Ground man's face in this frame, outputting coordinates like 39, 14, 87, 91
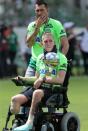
42, 34, 55, 52
3, 28, 10, 37
35, 4, 48, 18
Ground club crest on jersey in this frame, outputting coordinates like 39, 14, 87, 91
44, 24, 53, 28
35, 37, 41, 42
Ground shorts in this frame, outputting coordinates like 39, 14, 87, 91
21, 87, 53, 105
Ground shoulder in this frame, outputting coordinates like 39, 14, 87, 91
50, 18, 63, 26
11, 32, 17, 38
57, 53, 67, 70
59, 52, 67, 63
36, 54, 44, 62
27, 21, 36, 29
38, 53, 44, 59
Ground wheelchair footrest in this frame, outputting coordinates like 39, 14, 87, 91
2, 128, 12, 131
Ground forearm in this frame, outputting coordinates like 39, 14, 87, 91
44, 76, 64, 84
19, 76, 38, 84
61, 37, 69, 55
62, 45, 69, 55
26, 27, 39, 48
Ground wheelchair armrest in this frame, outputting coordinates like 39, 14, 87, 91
11, 77, 24, 86
53, 86, 67, 93
11, 77, 33, 87
11, 77, 66, 93
41, 83, 66, 93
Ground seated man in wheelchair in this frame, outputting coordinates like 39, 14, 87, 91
10, 32, 67, 131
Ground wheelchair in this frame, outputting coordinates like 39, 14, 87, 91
3, 81, 80, 131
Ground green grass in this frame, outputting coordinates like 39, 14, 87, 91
0, 76, 88, 130
68, 76, 88, 131
0, 79, 22, 130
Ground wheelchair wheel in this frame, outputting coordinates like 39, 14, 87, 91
61, 112, 80, 131
41, 122, 55, 131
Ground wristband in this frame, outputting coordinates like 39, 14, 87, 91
43, 77, 46, 83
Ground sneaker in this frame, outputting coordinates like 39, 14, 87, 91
13, 124, 33, 131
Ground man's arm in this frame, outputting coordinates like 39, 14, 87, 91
60, 36, 69, 55
26, 26, 39, 48
26, 15, 47, 48
44, 70, 66, 84
34, 70, 66, 89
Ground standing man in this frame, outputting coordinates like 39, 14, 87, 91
0, 24, 9, 78
80, 23, 88, 75
6, 25, 18, 76
25, 0, 69, 77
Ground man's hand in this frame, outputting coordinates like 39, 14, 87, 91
34, 78, 43, 89
36, 15, 47, 28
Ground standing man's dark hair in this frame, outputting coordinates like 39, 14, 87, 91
35, 0, 48, 7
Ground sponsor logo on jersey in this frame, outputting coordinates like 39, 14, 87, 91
40, 69, 56, 75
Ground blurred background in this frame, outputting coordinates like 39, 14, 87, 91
0, 1, 88, 131
0, 0, 88, 26
0, 0, 88, 78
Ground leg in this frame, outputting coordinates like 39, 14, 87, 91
10, 87, 34, 114
27, 89, 44, 124
13, 89, 44, 131
10, 94, 28, 114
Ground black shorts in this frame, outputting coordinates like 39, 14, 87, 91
21, 87, 53, 105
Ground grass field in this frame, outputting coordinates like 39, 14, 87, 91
0, 76, 88, 131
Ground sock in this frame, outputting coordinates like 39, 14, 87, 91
27, 114, 34, 125
13, 123, 33, 131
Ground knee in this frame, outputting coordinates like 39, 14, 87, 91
10, 96, 20, 114
33, 90, 44, 102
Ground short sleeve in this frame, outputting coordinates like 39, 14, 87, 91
58, 53, 67, 71
56, 21, 67, 38
26, 22, 36, 37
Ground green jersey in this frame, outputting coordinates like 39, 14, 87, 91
36, 52, 67, 78
27, 18, 66, 61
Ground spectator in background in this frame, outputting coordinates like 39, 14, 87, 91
0, 24, 9, 78
6, 25, 18, 76
64, 22, 77, 76
62, 22, 77, 103
79, 23, 88, 75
